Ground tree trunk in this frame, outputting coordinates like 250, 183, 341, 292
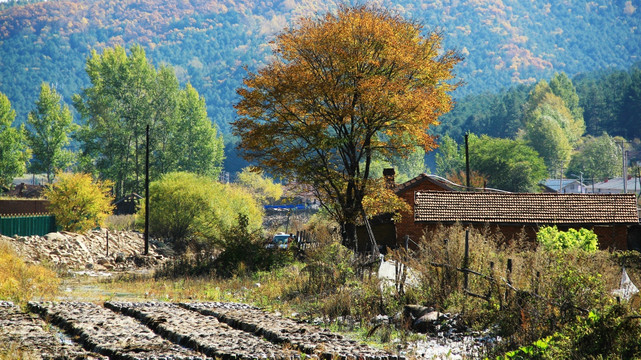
341, 221, 358, 252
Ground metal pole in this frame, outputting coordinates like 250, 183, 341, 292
144, 124, 150, 256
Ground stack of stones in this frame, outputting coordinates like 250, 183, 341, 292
3, 229, 167, 271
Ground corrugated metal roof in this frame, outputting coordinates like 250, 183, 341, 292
414, 191, 639, 225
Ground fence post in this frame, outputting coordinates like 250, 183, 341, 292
488, 261, 495, 301
505, 258, 513, 303
106, 229, 109, 257
463, 229, 469, 290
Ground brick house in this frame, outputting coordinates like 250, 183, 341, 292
359, 169, 640, 252
410, 191, 639, 250
357, 169, 454, 252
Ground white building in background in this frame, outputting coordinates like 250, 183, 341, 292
540, 179, 586, 193
587, 177, 641, 195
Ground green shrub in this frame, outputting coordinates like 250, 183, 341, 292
214, 214, 294, 278
144, 172, 263, 253
537, 225, 598, 252
44, 172, 114, 232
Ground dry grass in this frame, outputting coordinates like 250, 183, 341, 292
397, 223, 638, 353
105, 214, 138, 231
0, 344, 39, 360
0, 240, 59, 303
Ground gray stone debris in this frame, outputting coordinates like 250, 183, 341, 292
0, 301, 106, 359
3, 229, 166, 271
28, 301, 207, 360
105, 301, 299, 359
181, 302, 402, 360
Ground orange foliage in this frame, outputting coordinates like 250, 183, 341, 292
362, 179, 411, 222
233, 4, 460, 237
446, 169, 487, 190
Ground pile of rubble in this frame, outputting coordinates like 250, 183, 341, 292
3, 229, 169, 271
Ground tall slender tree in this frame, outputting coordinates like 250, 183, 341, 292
0, 92, 30, 188
26, 83, 77, 183
74, 45, 224, 197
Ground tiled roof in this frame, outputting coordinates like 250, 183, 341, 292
414, 191, 639, 225
395, 174, 452, 194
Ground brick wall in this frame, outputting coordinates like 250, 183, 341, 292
395, 179, 451, 247
0, 199, 50, 215
400, 221, 630, 251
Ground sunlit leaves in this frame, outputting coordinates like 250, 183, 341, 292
26, 83, 77, 183
234, 5, 460, 243
44, 172, 114, 232
0, 93, 30, 188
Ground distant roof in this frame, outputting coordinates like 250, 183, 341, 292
592, 177, 641, 191
414, 191, 639, 225
394, 174, 453, 194
541, 179, 582, 192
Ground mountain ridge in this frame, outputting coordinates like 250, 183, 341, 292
1, 0, 639, 136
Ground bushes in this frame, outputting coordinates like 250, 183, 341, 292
44, 172, 113, 232
537, 225, 598, 252
213, 214, 294, 278
405, 224, 628, 355
145, 172, 263, 253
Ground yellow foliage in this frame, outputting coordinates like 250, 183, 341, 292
234, 4, 461, 237
236, 167, 283, 205
44, 172, 114, 232
362, 178, 410, 221
0, 240, 59, 303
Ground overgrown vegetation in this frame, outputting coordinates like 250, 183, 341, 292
144, 171, 263, 253
58, 220, 641, 358
0, 239, 59, 303
403, 224, 639, 358
537, 225, 598, 252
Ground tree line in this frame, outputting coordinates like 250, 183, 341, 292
434, 68, 641, 192
0, 44, 224, 197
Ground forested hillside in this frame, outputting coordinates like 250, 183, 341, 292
1, 0, 639, 140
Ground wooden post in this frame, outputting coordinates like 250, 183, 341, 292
106, 229, 109, 257
144, 124, 150, 256
464, 229, 470, 290
488, 261, 494, 299
505, 258, 513, 303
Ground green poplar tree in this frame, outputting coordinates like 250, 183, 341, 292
26, 83, 77, 183
74, 45, 224, 197
0, 93, 30, 188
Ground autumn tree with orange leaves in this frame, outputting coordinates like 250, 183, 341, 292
233, 5, 461, 249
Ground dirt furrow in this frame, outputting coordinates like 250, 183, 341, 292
0, 301, 106, 360
180, 302, 401, 360
28, 301, 208, 360
105, 301, 301, 360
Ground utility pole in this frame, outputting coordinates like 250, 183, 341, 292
559, 162, 564, 193
620, 140, 628, 194
465, 133, 470, 190
144, 124, 150, 256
